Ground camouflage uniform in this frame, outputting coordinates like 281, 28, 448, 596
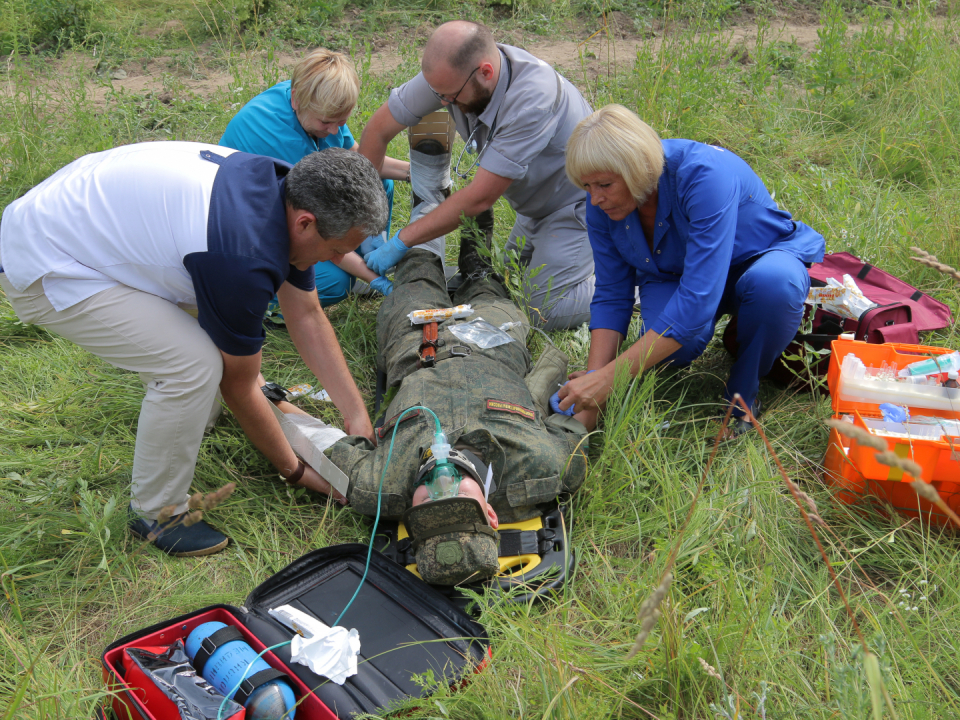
327, 249, 588, 524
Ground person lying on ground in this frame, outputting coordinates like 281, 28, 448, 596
0, 144, 386, 556
557, 105, 826, 437
220, 47, 410, 315
268, 214, 589, 585
358, 20, 596, 331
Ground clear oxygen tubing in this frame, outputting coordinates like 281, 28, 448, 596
217, 406, 444, 720
334, 405, 442, 626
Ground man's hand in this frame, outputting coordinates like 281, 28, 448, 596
370, 276, 393, 296
364, 231, 409, 276
296, 464, 348, 505
279, 281, 374, 443
221, 350, 302, 477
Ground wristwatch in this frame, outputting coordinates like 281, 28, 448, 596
260, 382, 287, 404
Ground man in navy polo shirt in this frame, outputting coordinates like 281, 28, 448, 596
0, 143, 387, 556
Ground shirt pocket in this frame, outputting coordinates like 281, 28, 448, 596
506, 474, 562, 508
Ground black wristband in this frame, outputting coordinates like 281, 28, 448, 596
282, 458, 305, 486
261, 382, 287, 403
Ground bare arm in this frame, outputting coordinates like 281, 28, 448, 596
357, 103, 406, 176
334, 251, 378, 284
349, 141, 409, 182
220, 350, 301, 477
396, 168, 512, 247
277, 281, 373, 441
558, 328, 682, 418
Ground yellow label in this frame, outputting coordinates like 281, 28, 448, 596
486, 399, 535, 420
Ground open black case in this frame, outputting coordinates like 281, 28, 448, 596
100, 544, 489, 720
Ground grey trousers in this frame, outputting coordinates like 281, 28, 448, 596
0, 275, 223, 520
506, 200, 595, 331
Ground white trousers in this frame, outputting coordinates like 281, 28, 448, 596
0, 275, 223, 519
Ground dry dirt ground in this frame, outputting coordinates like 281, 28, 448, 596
3, 13, 856, 105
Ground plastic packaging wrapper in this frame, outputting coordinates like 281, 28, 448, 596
268, 605, 360, 685
125, 640, 242, 720
448, 318, 516, 349
806, 274, 878, 319
408, 305, 473, 325
409, 145, 451, 261
286, 383, 313, 399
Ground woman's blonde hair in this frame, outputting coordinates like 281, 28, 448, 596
566, 104, 665, 203
291, 48, 360, 120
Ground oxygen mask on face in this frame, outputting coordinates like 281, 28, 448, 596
419, 432, 463, 501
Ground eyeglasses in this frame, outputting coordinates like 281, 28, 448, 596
429, 66, 480, 104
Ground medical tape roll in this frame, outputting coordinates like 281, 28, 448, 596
409, 147, 450, 261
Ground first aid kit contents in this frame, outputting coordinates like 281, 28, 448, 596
185, 622, 298, 720
101, 546, 490, 720
407, 305, 473, 325
838, 347, 960, 412
823, 339, 960, 527
806, 273, 878, 319
122, 641, 244, 720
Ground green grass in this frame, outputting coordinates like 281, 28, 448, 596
2, 1, 960, 718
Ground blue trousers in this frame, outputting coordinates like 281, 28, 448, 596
305, 179, 394, 308
638, 250, 810, 414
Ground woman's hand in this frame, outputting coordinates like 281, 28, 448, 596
557, 366, 614, 414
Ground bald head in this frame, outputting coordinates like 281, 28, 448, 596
423, 21, 496, 75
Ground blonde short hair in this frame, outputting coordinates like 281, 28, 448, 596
566, 105, 665, 203
291, 48, 360, 120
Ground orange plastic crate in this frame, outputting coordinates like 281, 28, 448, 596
823, 340, 960, 526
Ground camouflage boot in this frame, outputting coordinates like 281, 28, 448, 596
458, 208, 494, 279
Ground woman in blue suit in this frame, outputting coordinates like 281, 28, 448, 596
557, 105, 825, 436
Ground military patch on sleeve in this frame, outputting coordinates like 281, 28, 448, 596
486, 399, 536, 420
377, 407, 422, 439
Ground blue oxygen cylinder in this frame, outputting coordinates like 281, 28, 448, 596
185, 621, 296, 720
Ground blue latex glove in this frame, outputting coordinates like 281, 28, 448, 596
359, 233, 385, 257
365, 231, 408, 276
879, 403, 909, 423
550, 370, 594, 416
370, 276, 393, 296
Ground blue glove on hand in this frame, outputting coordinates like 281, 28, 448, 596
370, 276, 393, 296
359, 233, 386, 258
365, 231, 408, 276
550, 370, 594, 416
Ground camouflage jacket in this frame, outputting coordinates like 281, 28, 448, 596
326, 251, 588, 524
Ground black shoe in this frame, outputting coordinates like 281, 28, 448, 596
129, 508, 229, 557
458, 208, 494, 278
728, 399, 762, 438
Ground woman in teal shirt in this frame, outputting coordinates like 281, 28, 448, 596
220, 48, 410, 313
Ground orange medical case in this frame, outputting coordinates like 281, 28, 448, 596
823, 340, 960, 525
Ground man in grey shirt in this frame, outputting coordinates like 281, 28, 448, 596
359, 20, 595, 330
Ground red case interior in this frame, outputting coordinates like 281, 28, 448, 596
103, 607, 338, 720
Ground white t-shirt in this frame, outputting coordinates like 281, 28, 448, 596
0, 141, 314, 355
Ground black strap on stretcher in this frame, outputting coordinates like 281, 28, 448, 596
398, 526, 556, 562
192, 624, 293, 704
